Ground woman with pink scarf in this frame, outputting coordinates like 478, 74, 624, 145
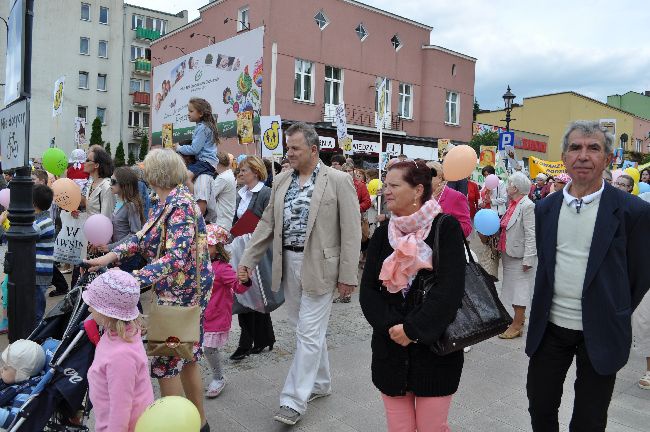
359, 160, 466, 432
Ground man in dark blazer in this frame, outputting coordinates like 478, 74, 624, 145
526, 120, 650, 432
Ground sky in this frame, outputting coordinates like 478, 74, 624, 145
132, 0, 650, 111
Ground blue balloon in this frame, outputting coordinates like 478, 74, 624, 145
474, 209, 500, 236
638, 182, 650, 194
236, 154, 247, 164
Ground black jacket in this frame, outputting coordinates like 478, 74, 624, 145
526, 183, 650, 375
360, 215, 466, 397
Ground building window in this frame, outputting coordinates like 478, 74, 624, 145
324, 66, 342, 106
79, 37, 89, 55
451, 64, 457, 76
398, 83, 413, 119
238, 7, 249, 31
80, 3, 90, 21
99, 7, 109, 25
391, 34, 402, 50
355, 23, 367, 41
78, 106, 87, 120
98, 40, 108, 58
143, 80, 150, 93
78, 71, 89, 89
130, 45, 149, 61
314, 11, 329, 30
294, 59, 314, 102
636, 139, 642, 153
445, 91, 459, 125
128, 111, 140, 127
375, 78, 391, 116
143, 112, 150, 127
130, 79, 141, 93
132, 14, 144, 29
97, 74, 107, 91
96, 107, 106, 124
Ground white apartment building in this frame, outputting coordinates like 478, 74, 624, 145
1, 1, 187, 159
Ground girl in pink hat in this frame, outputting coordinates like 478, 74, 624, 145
203, 225, 251, 398
83, 269, 154, 432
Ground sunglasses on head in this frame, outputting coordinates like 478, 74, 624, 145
110, 178, 118, 186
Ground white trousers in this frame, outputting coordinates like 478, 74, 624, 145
280, 250, 335, 414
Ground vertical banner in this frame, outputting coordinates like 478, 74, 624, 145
375, 79, 386, 130
74, 117, 87, 149
237, 111, 254, 145
334, 102, 352, 155
437, 139, 450, 161
52, 76, 65, 117
479, 145, 497, 167
261, 115, 283, 158
162, 123, 174, 148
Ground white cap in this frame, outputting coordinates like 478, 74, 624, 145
536, 173, 548, 181
2, 339, 46, 383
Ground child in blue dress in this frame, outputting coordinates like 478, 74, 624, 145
176, 98, 219, 181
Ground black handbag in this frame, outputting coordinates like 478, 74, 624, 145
419, 214, 512, 355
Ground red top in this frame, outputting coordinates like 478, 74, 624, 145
467, 180, 480, 219
66, 165, 89, 180
353, 178, 372, 213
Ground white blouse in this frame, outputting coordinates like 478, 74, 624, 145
236, 181, 265, 219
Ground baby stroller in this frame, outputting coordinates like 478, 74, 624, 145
6, 267, 106, 432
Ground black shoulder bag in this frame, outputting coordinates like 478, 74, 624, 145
419, 214, 512, 355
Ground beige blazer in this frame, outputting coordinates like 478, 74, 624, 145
240, 162, 361, 296
85, 177, 115, 219
503, 195, 536, 267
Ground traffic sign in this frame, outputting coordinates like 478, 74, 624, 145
0, 98, 29, 169
498, 131, 514, 151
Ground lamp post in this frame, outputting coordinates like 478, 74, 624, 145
502, 85, 516, 131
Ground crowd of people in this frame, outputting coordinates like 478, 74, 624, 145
0, 106, 649, 432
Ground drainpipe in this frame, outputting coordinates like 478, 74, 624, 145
120, 5, 126, 148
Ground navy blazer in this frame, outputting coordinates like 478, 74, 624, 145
526, 182, 650, 375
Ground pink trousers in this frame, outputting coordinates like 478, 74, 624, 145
381, 393, 453, 432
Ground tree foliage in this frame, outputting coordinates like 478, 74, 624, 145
139, 134, 149, 161
115, 141, 126, 167
468, 130, 498, 155
127, 151, 136, 166
89, 117, 103, 146
104, 142, 111, 157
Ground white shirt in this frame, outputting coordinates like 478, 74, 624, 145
237, 181, 265, 219
562, 180, 604, 211
212, 169, 236, 230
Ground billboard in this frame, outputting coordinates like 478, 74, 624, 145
151, 27, 264, 146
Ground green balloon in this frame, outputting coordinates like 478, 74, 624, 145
42, 148, 68, 176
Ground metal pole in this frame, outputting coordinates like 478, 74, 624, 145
7, 0, 36, 342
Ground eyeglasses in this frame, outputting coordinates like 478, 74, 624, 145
615, 181, 631, 188
110, 178, 118, 186
86, 159, 95, 163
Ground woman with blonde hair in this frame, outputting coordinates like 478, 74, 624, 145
86, 149, 214, 432
229, 155, 276, 360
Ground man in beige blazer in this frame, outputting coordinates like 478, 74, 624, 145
238, 122, 361, 425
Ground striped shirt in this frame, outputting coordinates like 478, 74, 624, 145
283, 163, 320, 247
34, 212, 55, 286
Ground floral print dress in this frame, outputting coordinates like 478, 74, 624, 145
112, 185, 214, 378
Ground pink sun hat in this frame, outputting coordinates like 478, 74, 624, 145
82, 269, 141, 321
206, 224, 230, 246
555, 173, 572, 184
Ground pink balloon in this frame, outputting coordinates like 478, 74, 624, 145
0, 189, 9, 208
612, 169, 623, 182
83, 214, 113, 246
484, 174, 500, 190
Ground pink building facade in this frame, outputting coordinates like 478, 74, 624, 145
151, 0, 476, 158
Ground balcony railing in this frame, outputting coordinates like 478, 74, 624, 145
322, 103, 403, 131
132, 91, 150, 106
133, 127, 149, 138
134, 59, 151, 75
136, 26, 161, 41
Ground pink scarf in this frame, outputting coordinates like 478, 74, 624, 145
379, 199, 442, 293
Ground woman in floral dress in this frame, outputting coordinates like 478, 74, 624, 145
87, 149, 214, 432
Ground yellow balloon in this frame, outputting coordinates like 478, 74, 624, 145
367, 179, 383, 196
633, 183, 639, 195
135, 396, 201, 432
624, 167, 640, 184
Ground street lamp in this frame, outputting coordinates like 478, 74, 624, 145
502, 85, 516, 131
190, 32, 216, 44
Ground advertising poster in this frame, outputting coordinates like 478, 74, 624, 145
261, 115, 283, 157
479, 146, 496, 167
151, 27, 264, 145
74, 117, 86, 149
52, 76, 65, 117
237, 111, 254, 144
162, 123, 174, 148
437, 139, 451, 161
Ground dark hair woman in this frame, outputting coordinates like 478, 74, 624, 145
359, 160, 466, 432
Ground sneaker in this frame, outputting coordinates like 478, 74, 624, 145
463, 346, 472, 353
273, 405, 302, 425
340, 295, 351, 303
206, 378, 226, 398
307, 392, 331, 403
332, 297, 342, 303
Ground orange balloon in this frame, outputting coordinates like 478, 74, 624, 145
442, 145, 478, 181
52, 178, 82, 212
